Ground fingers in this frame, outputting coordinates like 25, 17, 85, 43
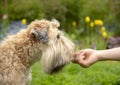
72, 49, 96, 68
72, 50, 85, 63
71, 54, 79, 63
72, 49, 91, 68
75, 50, 84, 55
78, 55, 90, 68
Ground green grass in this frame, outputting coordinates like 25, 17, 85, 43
31, 61, 120, 85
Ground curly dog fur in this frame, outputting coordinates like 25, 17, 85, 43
0, 19, 75, 85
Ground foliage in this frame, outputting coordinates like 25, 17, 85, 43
79, 0, 109, 19
109, 0, 120, 24
0, 0, 117, 48
40, 0, 65, 20
108, 0, 120, 36
61, 0, 81, 23
0, 1, 4, 22
39, 0, 82, 32
0, 0, 119, 32
7, 0, 44, 22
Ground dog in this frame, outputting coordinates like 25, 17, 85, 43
0, 19, 75, 85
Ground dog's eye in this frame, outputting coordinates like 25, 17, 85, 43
57, 34, 60, 39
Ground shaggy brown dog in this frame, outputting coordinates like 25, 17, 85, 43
0, 19, 75, 85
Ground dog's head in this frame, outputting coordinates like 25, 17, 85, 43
28, 19, 75, 74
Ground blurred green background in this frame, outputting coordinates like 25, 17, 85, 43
1, 0, 120, 48
0, 0, 120, 85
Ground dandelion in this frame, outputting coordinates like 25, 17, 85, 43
101, 26, 106, 32
102, 31, 107, 38
22, 19, 27, 25
90, 22, 94, 28
72, 21, 77, 27
85, 16, 90, 23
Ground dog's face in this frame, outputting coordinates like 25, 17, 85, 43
28, 19, 75, 74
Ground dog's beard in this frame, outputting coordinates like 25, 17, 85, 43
41, 44, 70, 74
41, 35, 74, 74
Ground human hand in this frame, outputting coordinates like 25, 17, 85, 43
72, 49, 99, 68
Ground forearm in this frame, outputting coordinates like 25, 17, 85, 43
97, 47, 120, 61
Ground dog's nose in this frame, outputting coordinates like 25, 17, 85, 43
38, 31, 48, 43
42, 32, 48, 43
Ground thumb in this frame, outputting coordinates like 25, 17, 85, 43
78, 55, 90, 68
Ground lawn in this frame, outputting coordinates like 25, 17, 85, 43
31, 61, 120, 85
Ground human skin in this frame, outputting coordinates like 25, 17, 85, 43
72, 47, 120, 68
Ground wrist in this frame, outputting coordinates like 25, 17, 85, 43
94, 50, 102, 61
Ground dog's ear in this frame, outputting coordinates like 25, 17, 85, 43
51, 19, 60, 28
30, 28, 48, 43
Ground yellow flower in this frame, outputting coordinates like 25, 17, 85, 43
85, 16, 90, 23
101, 26, 106, 32
102, 31, 107, 38
22, 19, 27, 25
94, 20, 99, 25
90, 22, 94, 28
72, 21, 77, 27
94, 19, 103, 26
98, 19, 103, 26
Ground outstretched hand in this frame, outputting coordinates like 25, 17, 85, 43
72, 49, 99, 68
